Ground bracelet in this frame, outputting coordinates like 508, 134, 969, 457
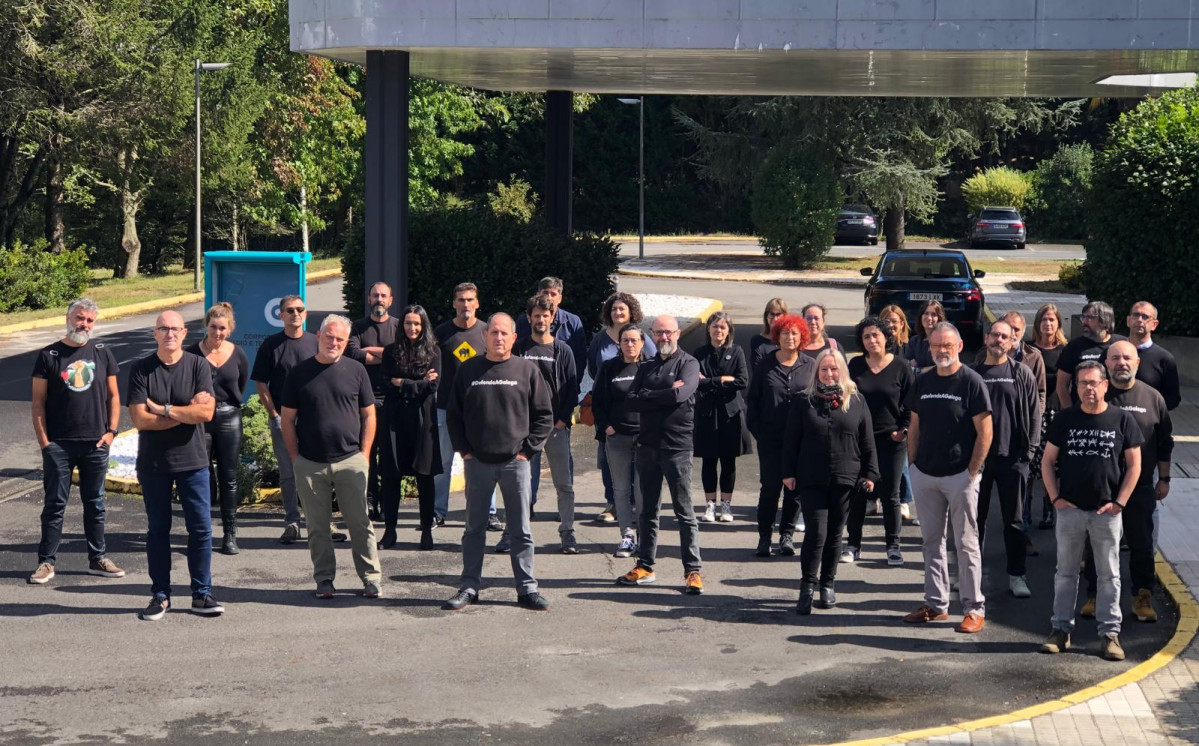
1051, 496, 1065, 504
1159, 476, 1171, 483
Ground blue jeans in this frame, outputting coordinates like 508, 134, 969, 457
598, 440, 615, 508
1052, 506, 1123, 636
39, 440, 110, 565
139, 468, 212, 599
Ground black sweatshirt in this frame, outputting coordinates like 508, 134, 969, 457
626, 350, 700, 451
593, 356, 643, 439
746, 353, 815, 441
447, 355, 553, 463
1135, 342, 1181, 410
848, 354, 913, 437
1107, 383, 1173, 487
781, 393, 879, 489
514, 336, 579, 426
347, 316, 400, 399
972, 358, 1041, 460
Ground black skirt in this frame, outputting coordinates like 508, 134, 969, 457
693, 406, 753, 459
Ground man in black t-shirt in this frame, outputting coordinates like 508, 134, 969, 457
281, 314, 382, 600
903, 322, 992, 634
346, 282, 400, 521
127, 310, 220, 621
250, 294, 320, 543
1040, 361, 1142, 661
29, 298, 125, 585
1125, 301, 1181, 410
1055, 300, 1125, 409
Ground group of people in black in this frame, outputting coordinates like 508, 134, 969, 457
27, 285, 1180, 654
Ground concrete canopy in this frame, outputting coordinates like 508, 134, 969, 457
290, 1, 1199, 97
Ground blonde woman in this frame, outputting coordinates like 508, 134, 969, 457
878, 304, 911, 360
781, 349, 879, 614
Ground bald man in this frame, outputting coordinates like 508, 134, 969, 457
127, 310, 219, 621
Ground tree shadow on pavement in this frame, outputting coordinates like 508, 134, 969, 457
1153, 679, 1199, 743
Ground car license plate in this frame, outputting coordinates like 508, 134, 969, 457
909, 292, 942, 301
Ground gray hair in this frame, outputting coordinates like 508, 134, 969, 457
67, 298, 99, 316
929, 321, 961, 341
487, 312, 516, 332
537, 276, 564, 293
804, 349, 858, 412
320, 314, 352, 334
1083, 301, 1115, 333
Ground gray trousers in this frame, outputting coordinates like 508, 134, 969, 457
606, 433, 642, 538
1053, 506, 1123, 636
531, 426, 576, 535
636, 446, 702, 575
909, 465, 985, 617
269, 416, 302, 525
461, 457, 537, 595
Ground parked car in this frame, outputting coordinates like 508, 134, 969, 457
968, 206, 1026, 249
861, 249, 987, 347
835, 204, 879, 245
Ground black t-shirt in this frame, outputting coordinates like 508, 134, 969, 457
1057, 334, 1126, 402
434, 319, 486, 409
905, 366, 992, 477
32, 340, 119, 442
1135, 342, 1181, 410
126, 352, 214, 473
347, 316, 400, 399
1046, 404, 1143, 510
281, 356, 376, 463
1034, 343, 1064, 379
1107, 384, 1172, 487
848, 354, 914, 437
185, 342, 249, 405
251, 332, 319, 411
800, 338, 837, 361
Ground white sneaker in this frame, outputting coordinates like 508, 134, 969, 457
719, 501, 734, 522
1010, 575, 1032, 598
865, 499, 880, 516
796, 516, 806, 533
900, 503, 912, 521
701, 503, 717, 522
839, 546, 859, 564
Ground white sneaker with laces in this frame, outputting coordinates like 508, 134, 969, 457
719, 501, 734, 522
701, 503, 717, 522
1009, 575, 1032, 598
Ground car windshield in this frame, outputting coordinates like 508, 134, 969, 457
980, 209, 1019, 221
842, 204, 872, 215
880, 257, 970, 278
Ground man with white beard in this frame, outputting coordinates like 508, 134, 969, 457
29, 298, 126, 585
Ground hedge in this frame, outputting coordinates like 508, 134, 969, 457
751, 143, 841, 269
0, 239, 90, 313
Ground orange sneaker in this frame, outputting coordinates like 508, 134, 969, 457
685, 571, 704, 595
617, 566, 656, 586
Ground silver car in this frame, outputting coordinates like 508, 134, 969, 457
969, 206, 1026, 249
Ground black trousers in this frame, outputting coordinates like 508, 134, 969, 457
755, 437, 800, 540
382, 473, 436, 531
1084, 484, 1156, 595
847, 434, 904, 550
978, 457, 1029, 577
799, 484, 854, 587
367, 403, 383, 503
701, 454, 737, 494
204, 404, 243, 527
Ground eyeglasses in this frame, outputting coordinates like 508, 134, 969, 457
1078, 379, 1106, 388
282, 307, 305, 315
651, 329, 677, 337
155, 326, 186, 335
1080, 314, 1100, 321
619, 338, 641, 345
1129, 312, 1155, 321
804, 315, 821, 322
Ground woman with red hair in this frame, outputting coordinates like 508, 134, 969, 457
746, 314, 816, 557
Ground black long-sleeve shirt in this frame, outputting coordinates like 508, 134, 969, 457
972, 358, 1042, 460
848, 354, 913, 437
781, 393, 880, 489
746, 353, 814, 441
593, 357, 643, 439
514, 336, 579, 425
447, 355, 553, 464
1136, 342, 1182, 410
626, 350, 700, 451
695, 343, 749, 418
749, 334, 778, 373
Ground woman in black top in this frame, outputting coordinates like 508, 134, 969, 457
879, 304, 912, 361
749, 298, 787, 372
1031, 303, 1068, 529
187, 302, 250, 555
747, 314, 814, 557
846, 316, 913, 565
782, 349, 879, 614
800, 303, 839, 360
593, 324, 648, 558
695, 312, 753, 523
379, 305, 443, 550
906, 300, 946, 370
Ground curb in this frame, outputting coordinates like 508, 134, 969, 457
833, 553, 1197, 745
618, 266, 868, 289
612, 235, 757, 244
0, 268, 344, 336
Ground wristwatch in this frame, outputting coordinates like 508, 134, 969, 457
105, 428, 118, 436
163, 403, 173, 419
1159, 476, 1171, 483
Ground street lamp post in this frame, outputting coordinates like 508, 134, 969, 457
617, 96, 645, 260
195, 60, 232, 292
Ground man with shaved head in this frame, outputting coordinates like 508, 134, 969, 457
444, 313, 554, 612
127, 310, 218, 621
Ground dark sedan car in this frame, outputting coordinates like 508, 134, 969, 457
835, 204, 879, 245
861, 249, 987, 347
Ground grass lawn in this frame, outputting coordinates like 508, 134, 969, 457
0, 257, 341, 327
811, 254, 1077, 277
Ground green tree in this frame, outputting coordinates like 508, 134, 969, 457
750, 144, 841, 268
961, 166, 1033, 215
1027, 143, 1093, 241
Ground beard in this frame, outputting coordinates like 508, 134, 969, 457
1081, 325, 1102, 341
67, 326, 90, 345
1112, 368, 1134, 384
658, 340, 678, 357
934, 355, 955, 369
371, 304, 388, 319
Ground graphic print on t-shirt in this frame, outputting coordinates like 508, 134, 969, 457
1064, 427, 1117, 459
62, 359, 96, 391
453, 340, 478, 362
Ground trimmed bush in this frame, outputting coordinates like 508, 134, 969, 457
961, 166, 1033, 216
1087, 85, 1199, 335
751, 143, 841, 269
0, 238, 90, 313
1028, 144, 1093, 241
240, 397, 279, 490
1058, 262, 1084, 292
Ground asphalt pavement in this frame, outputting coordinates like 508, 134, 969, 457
616, 239, 1087, 263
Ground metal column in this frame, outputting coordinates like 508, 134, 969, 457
544, 90, 573, 235
365, 51, 410, 308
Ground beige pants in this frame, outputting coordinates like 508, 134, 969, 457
294, 453, 381, 587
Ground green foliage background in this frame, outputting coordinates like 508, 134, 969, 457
751, 145, 841, 269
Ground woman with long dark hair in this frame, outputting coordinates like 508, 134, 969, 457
906, 300, 946, 370
187, 302, 250, 555
379, 304, 443, 550
694, 311, 753, 523
750, 298, 788, 371
782, 349, 878, 614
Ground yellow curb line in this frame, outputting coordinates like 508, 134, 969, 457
832, 552, 1197, 746
0, 268, 344, 335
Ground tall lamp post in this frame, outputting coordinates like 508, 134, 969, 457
617, 96, 645, 260
195, 60, 232, 291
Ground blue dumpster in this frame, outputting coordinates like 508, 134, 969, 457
203, 251, 312, 401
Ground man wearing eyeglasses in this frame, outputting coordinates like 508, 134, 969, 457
1055, 301, 1125, 409
251, 294, 319, 544
127, 310, 219, 621
617, 315, 705, 595
1125, 301, 1180, 410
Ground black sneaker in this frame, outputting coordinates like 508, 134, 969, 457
517, 592, 550, 611
487, 514, 503, 532
495, 531, 511, 553
755, 537, 772, 557
139, 596, 170, 621
778, 533, 796, 556
433, 515, 446, 529
443, 589, 477, 611
191, 595, 225, 616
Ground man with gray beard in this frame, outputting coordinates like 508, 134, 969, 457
29, 298, 126, 585
1055, 300, 1125, 409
